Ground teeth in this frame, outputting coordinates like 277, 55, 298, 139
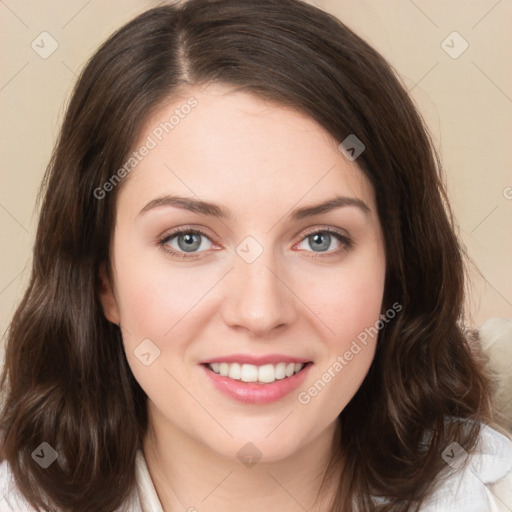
219, 363, 229, 377
241, 364, 259, 382
275, 362, 286, 379
228, 362, 241, 380
207, 361, 306, 383
258, 364, 275, 383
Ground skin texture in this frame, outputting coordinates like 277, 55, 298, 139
99, 84, 386, 511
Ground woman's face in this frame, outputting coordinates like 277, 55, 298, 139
100, 84, 386, 462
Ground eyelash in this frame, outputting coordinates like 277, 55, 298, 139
157, 226, 353, 259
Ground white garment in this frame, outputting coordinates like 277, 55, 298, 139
1, 423, 511, 511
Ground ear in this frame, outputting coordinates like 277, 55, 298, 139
98, 262, 120, 325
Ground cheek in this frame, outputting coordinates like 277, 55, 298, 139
300, 254, 386, 344
294, 252, 385, 411
111, 245, 225, 398
112, 248, 215, 341
111, 253, 207, 410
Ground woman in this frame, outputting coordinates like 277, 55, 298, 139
1, 0, 510, 511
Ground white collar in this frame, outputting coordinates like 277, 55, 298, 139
0, 423, 509, 511
418, 423, 512, 511
129, 450, 165, 512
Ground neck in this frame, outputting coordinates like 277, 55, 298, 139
142, 404, 343, 512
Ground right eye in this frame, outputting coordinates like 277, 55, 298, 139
158, 228, 215, 258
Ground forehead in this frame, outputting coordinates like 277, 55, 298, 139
117, 84, 375, 219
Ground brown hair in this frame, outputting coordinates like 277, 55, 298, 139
0, 1, 495, 510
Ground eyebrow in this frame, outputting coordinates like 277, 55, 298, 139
138, 194, 370, 220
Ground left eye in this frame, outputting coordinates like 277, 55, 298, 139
296, 230, 349, 253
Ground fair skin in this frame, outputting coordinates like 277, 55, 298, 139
99, 84, 386, 511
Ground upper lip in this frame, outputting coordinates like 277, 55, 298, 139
200, 353, 312, 365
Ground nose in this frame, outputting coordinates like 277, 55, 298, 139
220, 249, 298, 337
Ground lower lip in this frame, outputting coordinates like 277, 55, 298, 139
201, 363, 313, 404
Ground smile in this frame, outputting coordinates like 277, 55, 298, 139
207, 362, 305, 384
201, 360, 313, 404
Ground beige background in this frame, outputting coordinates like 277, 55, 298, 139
1, 0, 511, 344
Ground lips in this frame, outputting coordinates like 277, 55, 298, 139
201, 353, 311, 365
200, 354, 313, 404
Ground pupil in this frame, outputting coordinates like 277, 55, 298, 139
311, 233, 330, 252
179, 233, 201, 252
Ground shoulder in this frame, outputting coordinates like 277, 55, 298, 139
419, 423, 512, 512
0, 458, 144, 512
0, 459, 37, 512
